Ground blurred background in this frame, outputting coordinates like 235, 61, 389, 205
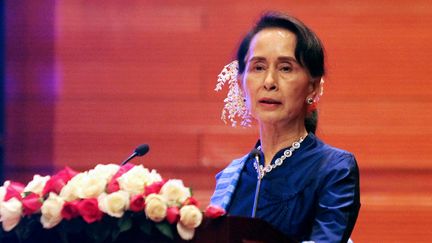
1, 0, 432, 242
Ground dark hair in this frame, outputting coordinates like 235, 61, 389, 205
236, 12, 325, 134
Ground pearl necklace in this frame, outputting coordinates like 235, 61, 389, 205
253, 136, 305, 179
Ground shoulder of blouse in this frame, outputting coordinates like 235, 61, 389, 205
210, 154, 249, 209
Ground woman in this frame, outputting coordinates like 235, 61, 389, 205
211, 12, 360, 243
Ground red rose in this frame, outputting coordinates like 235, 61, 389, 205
129, 194, 145, 212
166, 206, 180, 224
144, 180, 166, 196
42, 167, 78, 196
182, 197, 199, 207
61, 200, 80, 220
204, 205, 226, 219
4, 181, 25, 201
106, 163, 134, 193
21, 193, 42, 216
106, 180, 120, 193
77, 198, 103, 223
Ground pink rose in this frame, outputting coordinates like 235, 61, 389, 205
61, 200, 80, 220
106, 180, 120, 194
182, 197, 199, 207
4, 181, 25, 201
204, 205, 226, 219
129, 194, 145, 212
144, 180, 166, 196
106, 164, 134, 193
77, 198, 103, 223
166, 206, 180, 224
21, 193, 42, 216
42, 167, 78, 196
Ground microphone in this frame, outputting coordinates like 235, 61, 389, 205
250, 148, 262, 218
121, 144, 150, 166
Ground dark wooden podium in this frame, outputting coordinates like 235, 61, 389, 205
0, 216, 297, 243
182, 216, 297, 243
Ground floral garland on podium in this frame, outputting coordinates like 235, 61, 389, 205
0, 164, 225, 243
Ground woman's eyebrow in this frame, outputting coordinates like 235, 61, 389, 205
278, 56, 298, 63
247, 56, 298, 63
248, 56, 266, 62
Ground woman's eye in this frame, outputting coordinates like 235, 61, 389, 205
253, 64, 266, 72
280, 65, 292, 72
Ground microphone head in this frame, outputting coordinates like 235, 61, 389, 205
250, 148, 261, 158
134, 144, 150, 156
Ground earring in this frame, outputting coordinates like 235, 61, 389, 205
306, 97, 314, 105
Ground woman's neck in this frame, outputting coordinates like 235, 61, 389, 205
259, 120, 307, 166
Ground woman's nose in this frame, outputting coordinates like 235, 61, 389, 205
263, 70, 277, 90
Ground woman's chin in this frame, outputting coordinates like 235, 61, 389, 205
255, 115, 286, 126
254, 112, 301, 127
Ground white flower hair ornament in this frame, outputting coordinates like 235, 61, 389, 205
214, 60, 252, 127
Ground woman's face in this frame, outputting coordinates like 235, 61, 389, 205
241, 28, 316, 126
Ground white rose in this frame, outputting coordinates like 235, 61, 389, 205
144, 194, 167, 222
160, 179, 191, 205
0, 181, 10, 205
176, 205, 203, 240
118, 165, 162, 195
24, 175, 50, 195
147, 169, 163, 185
0, 198, 23, 231
60, 172, 86, 201
179, 205, 202, 229
176, 222, 195, 241
88, 164, 120, 182
76, 172, 107, 199
40, 193, 64, 229
98, 191, 129, 218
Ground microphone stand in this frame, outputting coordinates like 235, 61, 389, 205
252, 153, 262, 218
121, 152, 138, 166
121, 144, 150, 166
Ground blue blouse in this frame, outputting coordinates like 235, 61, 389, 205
211, 133, 360, 243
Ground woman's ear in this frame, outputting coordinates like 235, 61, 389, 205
307, 77, 320, 98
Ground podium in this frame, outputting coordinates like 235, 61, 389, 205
0, 216, 297, 243
182, 216, 298, 243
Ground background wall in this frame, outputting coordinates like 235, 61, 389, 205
4, 0, 432, 242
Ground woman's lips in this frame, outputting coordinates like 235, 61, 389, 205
258, 98, 282, 104
258, 98, 282, 108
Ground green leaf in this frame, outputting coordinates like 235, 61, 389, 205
118, 215, 133, 233
111, 228, 121, 242
57, 227, 70, 243
139, 219, 153, 235
65, 218, 86, 234
55, 222, 69, 243
15, 215, 40, 241
85, 221, 111, 243
155, 222, 174, 240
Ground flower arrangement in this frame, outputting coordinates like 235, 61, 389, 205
0, 164, 224, 243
